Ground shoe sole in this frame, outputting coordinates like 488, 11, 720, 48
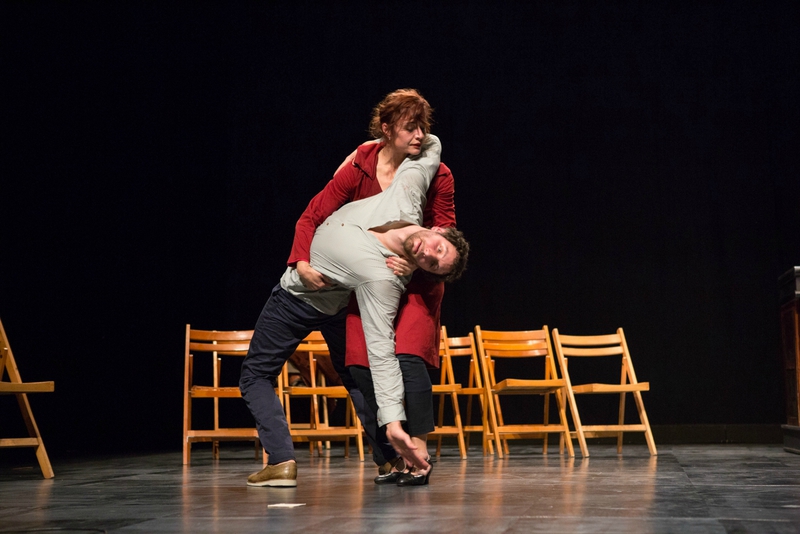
247, 479, 297, 487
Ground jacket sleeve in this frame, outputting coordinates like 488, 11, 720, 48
425, 163, 456, 229
287, 156, 360, 267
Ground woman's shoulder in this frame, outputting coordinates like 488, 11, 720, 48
353, 140, 383, 168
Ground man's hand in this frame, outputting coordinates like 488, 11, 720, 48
296, 261, 332, 290
385, 421, 429, 471
385, 256, 417, 277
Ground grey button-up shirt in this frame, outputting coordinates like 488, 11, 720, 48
280, 135, 442, 425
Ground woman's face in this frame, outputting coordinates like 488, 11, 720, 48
385, 118, 425, 156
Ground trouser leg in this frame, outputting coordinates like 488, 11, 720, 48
352, 354, 435, 440
397, 354, 435, 436
322, 320, 394, 466
240, 285, 332, 465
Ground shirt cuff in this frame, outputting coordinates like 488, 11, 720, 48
377, 403, 406, 428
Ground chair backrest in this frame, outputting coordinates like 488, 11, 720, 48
292, 331, 329, 387
186, 327, 254, 357
553, 331, 625, 357
295, 330, 329, 353
474, 326, 559, 385
441, 326, 482, 389
552, 328, 638, 384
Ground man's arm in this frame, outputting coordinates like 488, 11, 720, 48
354, 279, 430, 469
354, 280, 405, 425
363, 134, 442, 231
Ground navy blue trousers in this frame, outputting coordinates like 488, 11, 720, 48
239, 285, 394, 465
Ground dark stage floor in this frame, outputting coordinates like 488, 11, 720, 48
1, 444, 800, 533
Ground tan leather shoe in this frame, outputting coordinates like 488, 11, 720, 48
247, 461, 297, 487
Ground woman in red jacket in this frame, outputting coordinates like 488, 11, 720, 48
287, 89, 455, 486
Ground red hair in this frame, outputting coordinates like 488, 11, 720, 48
368, 88, 433, 139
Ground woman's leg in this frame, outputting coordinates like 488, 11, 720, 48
397, 353, 434, 474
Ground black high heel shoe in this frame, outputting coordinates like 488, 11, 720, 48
374, 457, 405, 485
396, 458, 433, 487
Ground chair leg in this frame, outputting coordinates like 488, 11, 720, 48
633, 389, 658, 455
183, 354, 193, 466
450, 392, 467, 459
484, 390, 503, 458
542, 392, 550, 454
479, 394, 494, 456
494, 396, 509, 455
17, 393, 54, 478
564, 386, 589, 458
436, 391, 445, 456
617, 391, 626, 453
553, 388, 574, 457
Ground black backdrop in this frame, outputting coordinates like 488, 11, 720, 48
2, 2, 797, 456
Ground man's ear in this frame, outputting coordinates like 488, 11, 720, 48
431, 226, 445, 234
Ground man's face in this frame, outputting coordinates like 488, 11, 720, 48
402, 227, 457, 276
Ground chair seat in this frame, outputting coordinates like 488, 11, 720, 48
288, 428, 362, 438
493, 378, 565, 395
432, 384, 463, 394
285, 385, 348, 397
0, 381, 54, 394
190, 385, 242, 398
571, 382, 649, 394
186, 428, 260, 440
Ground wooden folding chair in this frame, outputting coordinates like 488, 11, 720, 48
475, 325, 575, 458
436, 326, 494, 456
430, 326, 467, 459
552, 327, 656, 456
0, 319, 55, 478
183, 325, 264, 465
282, 331, 364, 461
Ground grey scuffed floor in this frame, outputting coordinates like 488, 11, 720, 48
1, 444, 800, 533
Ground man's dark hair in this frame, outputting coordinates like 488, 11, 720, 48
427, 227, 469, 283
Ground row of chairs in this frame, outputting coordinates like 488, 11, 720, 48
434, 325, 656, 459
182, 326, 365, 465
182, 323, 656, 464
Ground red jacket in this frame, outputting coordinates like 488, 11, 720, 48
288, 141, 456, 368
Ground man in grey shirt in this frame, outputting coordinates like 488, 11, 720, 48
240, 135, 468, 487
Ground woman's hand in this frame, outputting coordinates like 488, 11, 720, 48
386, 256, 417, 277
296, 261, 332, 290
